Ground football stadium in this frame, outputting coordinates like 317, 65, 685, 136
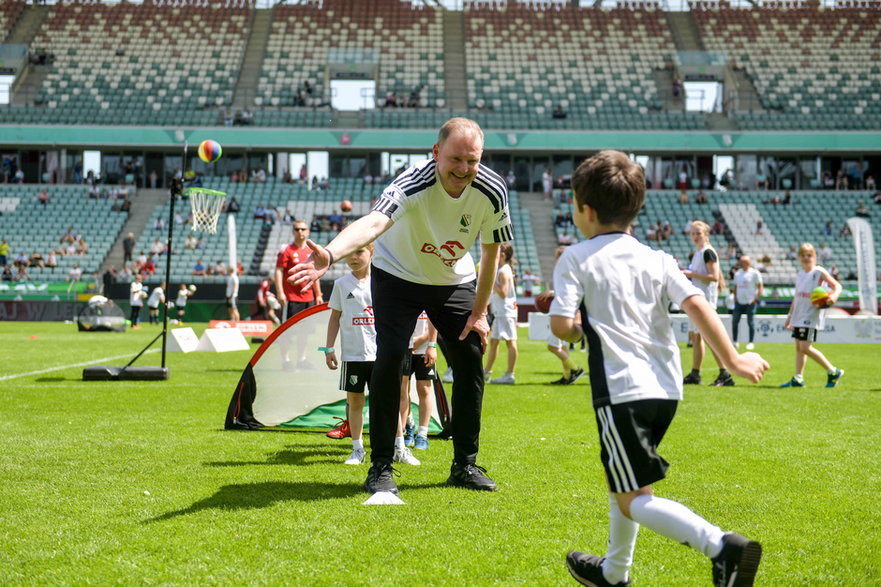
1, 0, 879, 584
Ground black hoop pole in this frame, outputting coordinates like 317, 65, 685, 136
160, 140, 186, 369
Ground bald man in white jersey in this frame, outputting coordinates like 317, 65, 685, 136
290, 118, 513, 496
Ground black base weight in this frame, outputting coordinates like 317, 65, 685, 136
83, 366, 170, 381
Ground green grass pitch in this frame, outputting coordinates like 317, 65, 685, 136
1, 322, 879, 585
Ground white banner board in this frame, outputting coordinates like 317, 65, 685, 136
167, 327, 199, 353
529, 312, 881, 344
196, 327, 251, 352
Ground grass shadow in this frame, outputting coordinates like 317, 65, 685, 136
145, 481, 360, 523
206, 446, 346, 468
35, 376, 71, 382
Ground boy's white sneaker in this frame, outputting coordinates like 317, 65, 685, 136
442, 367, 454, 383
490, 373, 516, 385
344, 447, 366, 465
746, 342, 755, 350
393, 446, 421, 466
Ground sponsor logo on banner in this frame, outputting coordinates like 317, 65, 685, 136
209, 320, 274, 336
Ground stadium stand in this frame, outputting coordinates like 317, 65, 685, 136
692, 3, 881, 130
0, 184, 126, 280
4, 1, 250, 126
259, 0, 444, 123
463, 3, 704, 130
0, 1, 26, 43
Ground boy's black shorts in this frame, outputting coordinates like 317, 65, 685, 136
340, 361, 373, 394
791, 327, 818, 342
401, 353, 437, 381
595, 399, 678, 494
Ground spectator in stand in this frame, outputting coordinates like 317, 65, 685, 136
2, 265, 13, 281
45, 250, 57, 272
835, 169, 848, 190
520, 268, 539, 297
552, 105, 567, 119
710, 219, 724, 235
782, 190, 792, 205
855, 201, 871, 218
143, 254, 156, 276
118, 264, 133, 281
75, 239, 88, 256
154, 217, 165, 231
38, 189, 49, 206
822, 221, 833, 236
0, 238, 8, 267
253, 203, 266, 220
185, 234, 197, 250
829, 264, 841, 282
192, 258, 207, 276
226, 197, 240, 214
214, 260, 227, 276
672, 76, 682, 97
558, 231, 574, 245
755, 220, 765, 236
866, 175, 875, 191
786, 246, 798, 261
678, 190, 689, 204
755, 169, 768, 189
505, 170, 516, 189
542, 168, 553, 200
818, 242, 832, 263
695, 189, 708, 204
252, 168, 266, 183
299, 164, 308, 184
68, 263, 82, 282
236, 258, 245, 276
149, 238, 166, 256
28, 251, 45, 268
661, 221, 673, 241
838, 222, 852, 238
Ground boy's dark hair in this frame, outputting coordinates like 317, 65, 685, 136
571, 150, 645, 227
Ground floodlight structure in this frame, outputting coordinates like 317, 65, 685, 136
83, 139, 191, 381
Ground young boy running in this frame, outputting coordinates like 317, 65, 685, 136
779, 242, 844, 388
324, 244, 377, 465
682, 221, 734, 387
549, 150, 769, 587
484, 243, 518, 384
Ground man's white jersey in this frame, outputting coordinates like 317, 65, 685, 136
372, 159, 513, 285
328, 272, 376, 361
130, 281, 144, 307
146, 286, 164, 309
689, 244, 719, 305
409, 311, 431, 354
791, 267, 826, 330
550, 233, 702, 407
490, 263, 517, 319
733, 267, 763, 304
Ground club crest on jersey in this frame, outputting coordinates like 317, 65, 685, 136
349, 375, 358, 385
459, 214, 472, 227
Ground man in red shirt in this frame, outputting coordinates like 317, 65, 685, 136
275, 220, 324, 318
275, 220, 324, 370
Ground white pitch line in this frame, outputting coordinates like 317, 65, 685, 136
0, 349, 161, 381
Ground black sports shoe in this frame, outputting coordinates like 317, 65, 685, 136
711, 372, 735, 387
711, 533, 762, 587
447, 462, 498, 491
567, 367, 585, 384
565, 552, 631, 587
683, 371, 702, 385
363, 462, 399, 495
549, 376, 570, 385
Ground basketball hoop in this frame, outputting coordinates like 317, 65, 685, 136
186, 188, 226, 234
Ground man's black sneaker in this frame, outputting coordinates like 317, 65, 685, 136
549, 376, 570, 385
567, 367, 585, 384
711, 533, 762, 587
363, 462, 399, 495
565, 552, 630, 587
711, 372, 735, 387
683, 371, 702, 385
447, 462, 498, 491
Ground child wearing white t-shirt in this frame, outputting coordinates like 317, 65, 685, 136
324, 244, 377, 465
401, 311, 438, 451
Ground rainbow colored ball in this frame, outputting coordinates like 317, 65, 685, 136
197, 139, 222, 163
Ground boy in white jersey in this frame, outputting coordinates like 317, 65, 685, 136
145, 281, 166, 325
484, 243, 518, 384
129, 274, 145, 329
401, 311, 438, 451
682, 221, 734, 387
174, 283, 193, 324
549, 150, 769, 587
539, 246, 585, 386
324, 244, 378, 465
779, 242, 844, 388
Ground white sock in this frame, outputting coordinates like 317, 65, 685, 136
417, 426, 429, 437
628, 494, 725, 559
352, 438, 363, 450
601, 494, 638, 584
394, 436, 405, 450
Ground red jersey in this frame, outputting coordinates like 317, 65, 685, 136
256, 279, 270, 305
276, 243, 315, 302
